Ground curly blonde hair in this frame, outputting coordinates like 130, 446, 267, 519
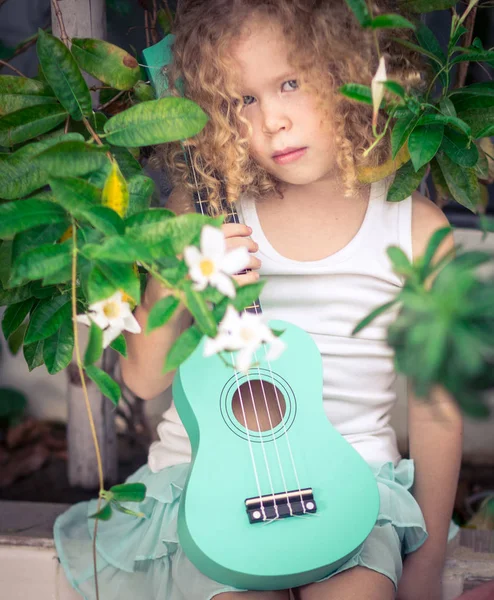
153, 0, 426, 215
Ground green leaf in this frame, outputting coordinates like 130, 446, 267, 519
398, 0, 457, 11
0, 199, 67, 238
71, 38, 141, 91
10, 242, 72, 286
0, 92, 58, 117
110, 501, 145, 518
344, 0, 371, 26
84, 320, 104, 366
387, 246, 414, 276
87, 261, 140, 305
0, 104, 68, 147
103, 97, 208, 147
416, 23, 446, 62
36, 29, 92, 121
449, 81, 494, 98
390, 37, 444, 67
23, 339, 44, 370
416, 113, 471, 137
338, 84, 373, 104
0, 387, 27, 420
450, 50, 494, 67
451, 94, 494, 113
88, 502, 112, 521
12, 221, 70, 264
49, 175, 101, 214
457, 106, 494, 139
83, 235, 154, 263
109, 482, 146, 502
37, 141, 110, 177
2, 298, 35, 340
420, 226, 454, 276
127, 175, 155, 216
352, 300, 398, 335
43, 317, 74, 374
0, 74, 55, 98
133, 81, 156, 103
84, 364, 121, 405
391, 111, 418, 159
388, 161, 427, 202
163, 324, 202, 373
0, 283, 33, 306
24, 294, 72, 344
382, 81, 406, 99
146, 295, 180, 334
109, 333, 127, 357
407, 124, 443, 171
435, 151, 480, 212
441, 128, 479, 168
184, 283, 217, 337
371, 14, 415, 29
439, 98, 456, 118
83, 205, 126, 236
124, 208, 176, 245
0, 132, 84, 200
7, 321, 28, 355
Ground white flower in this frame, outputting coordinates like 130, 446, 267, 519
204, 305, 286, 373
184, 225, 250, 298
371, 56, 387, 129
76, 290, 141, 349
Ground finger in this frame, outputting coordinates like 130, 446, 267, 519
225, 236, 259, 254
232, 270, 260, 287
222, 223, 252, 239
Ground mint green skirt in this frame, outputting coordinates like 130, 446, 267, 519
54, 458, 457, 599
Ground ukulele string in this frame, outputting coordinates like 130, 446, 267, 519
186, 144, 268, 517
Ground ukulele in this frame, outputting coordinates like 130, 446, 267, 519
142, 36, 380, 591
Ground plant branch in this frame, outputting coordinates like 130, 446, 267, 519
97, 89, 126, 112
144, 10, 151, 48
70, 219, 103, 600
0, 59, 26, 77
454, 4, 479, 88
51, 0, 70, 47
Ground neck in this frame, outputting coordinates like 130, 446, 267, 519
279, 170, 352, 207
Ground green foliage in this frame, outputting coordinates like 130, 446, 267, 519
353, 229, 494, 418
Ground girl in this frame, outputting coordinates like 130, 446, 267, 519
54, 1, 463, 599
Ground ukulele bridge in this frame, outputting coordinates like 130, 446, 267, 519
245, 488, 316, 523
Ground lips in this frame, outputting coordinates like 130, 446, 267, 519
272, 146, 307, 165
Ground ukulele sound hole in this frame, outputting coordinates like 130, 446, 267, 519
232, 380, 286, 432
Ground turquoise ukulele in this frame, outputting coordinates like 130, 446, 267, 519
173, 317, 380, 590
143, 37, 380, 591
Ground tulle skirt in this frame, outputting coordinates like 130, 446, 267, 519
54, 458, 458, 600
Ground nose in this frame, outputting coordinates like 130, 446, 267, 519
261, 99, 291, 135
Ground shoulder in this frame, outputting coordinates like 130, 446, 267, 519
410, 190, 454, 263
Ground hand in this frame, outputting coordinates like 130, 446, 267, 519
222, 222, 261, 287
397, 553, 443, 600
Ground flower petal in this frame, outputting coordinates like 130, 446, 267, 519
211, 272, 236, 298
265, 337, 286, 362
123, 314, 142, 334
89, 311, 110, 330
235, 346, 255, 374
184, 245, 202, 268
201, 225, 225, 259
76, 314, 92, 327
371, 56, 387, 128
221, 246, 250, 275
103, 325, 123, 349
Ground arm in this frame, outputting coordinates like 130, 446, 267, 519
397, 192, 463, 599
119, 186, 194, 400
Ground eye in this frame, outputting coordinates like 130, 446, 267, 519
282, 80, 298, 92
242, 95, 256, 106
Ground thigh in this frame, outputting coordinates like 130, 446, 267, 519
213, 592, 290, 600
295, 566, 395, 600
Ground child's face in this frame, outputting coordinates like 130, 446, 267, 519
231, 16, 337, 187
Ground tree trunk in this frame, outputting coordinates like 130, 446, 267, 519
50, 0, 118, 489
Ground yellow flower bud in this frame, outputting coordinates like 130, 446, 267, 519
102, 160, 129, 218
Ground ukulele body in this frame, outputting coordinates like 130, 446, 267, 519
173, 319, 380, 590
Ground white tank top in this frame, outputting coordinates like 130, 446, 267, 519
148, 178, 413, 472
